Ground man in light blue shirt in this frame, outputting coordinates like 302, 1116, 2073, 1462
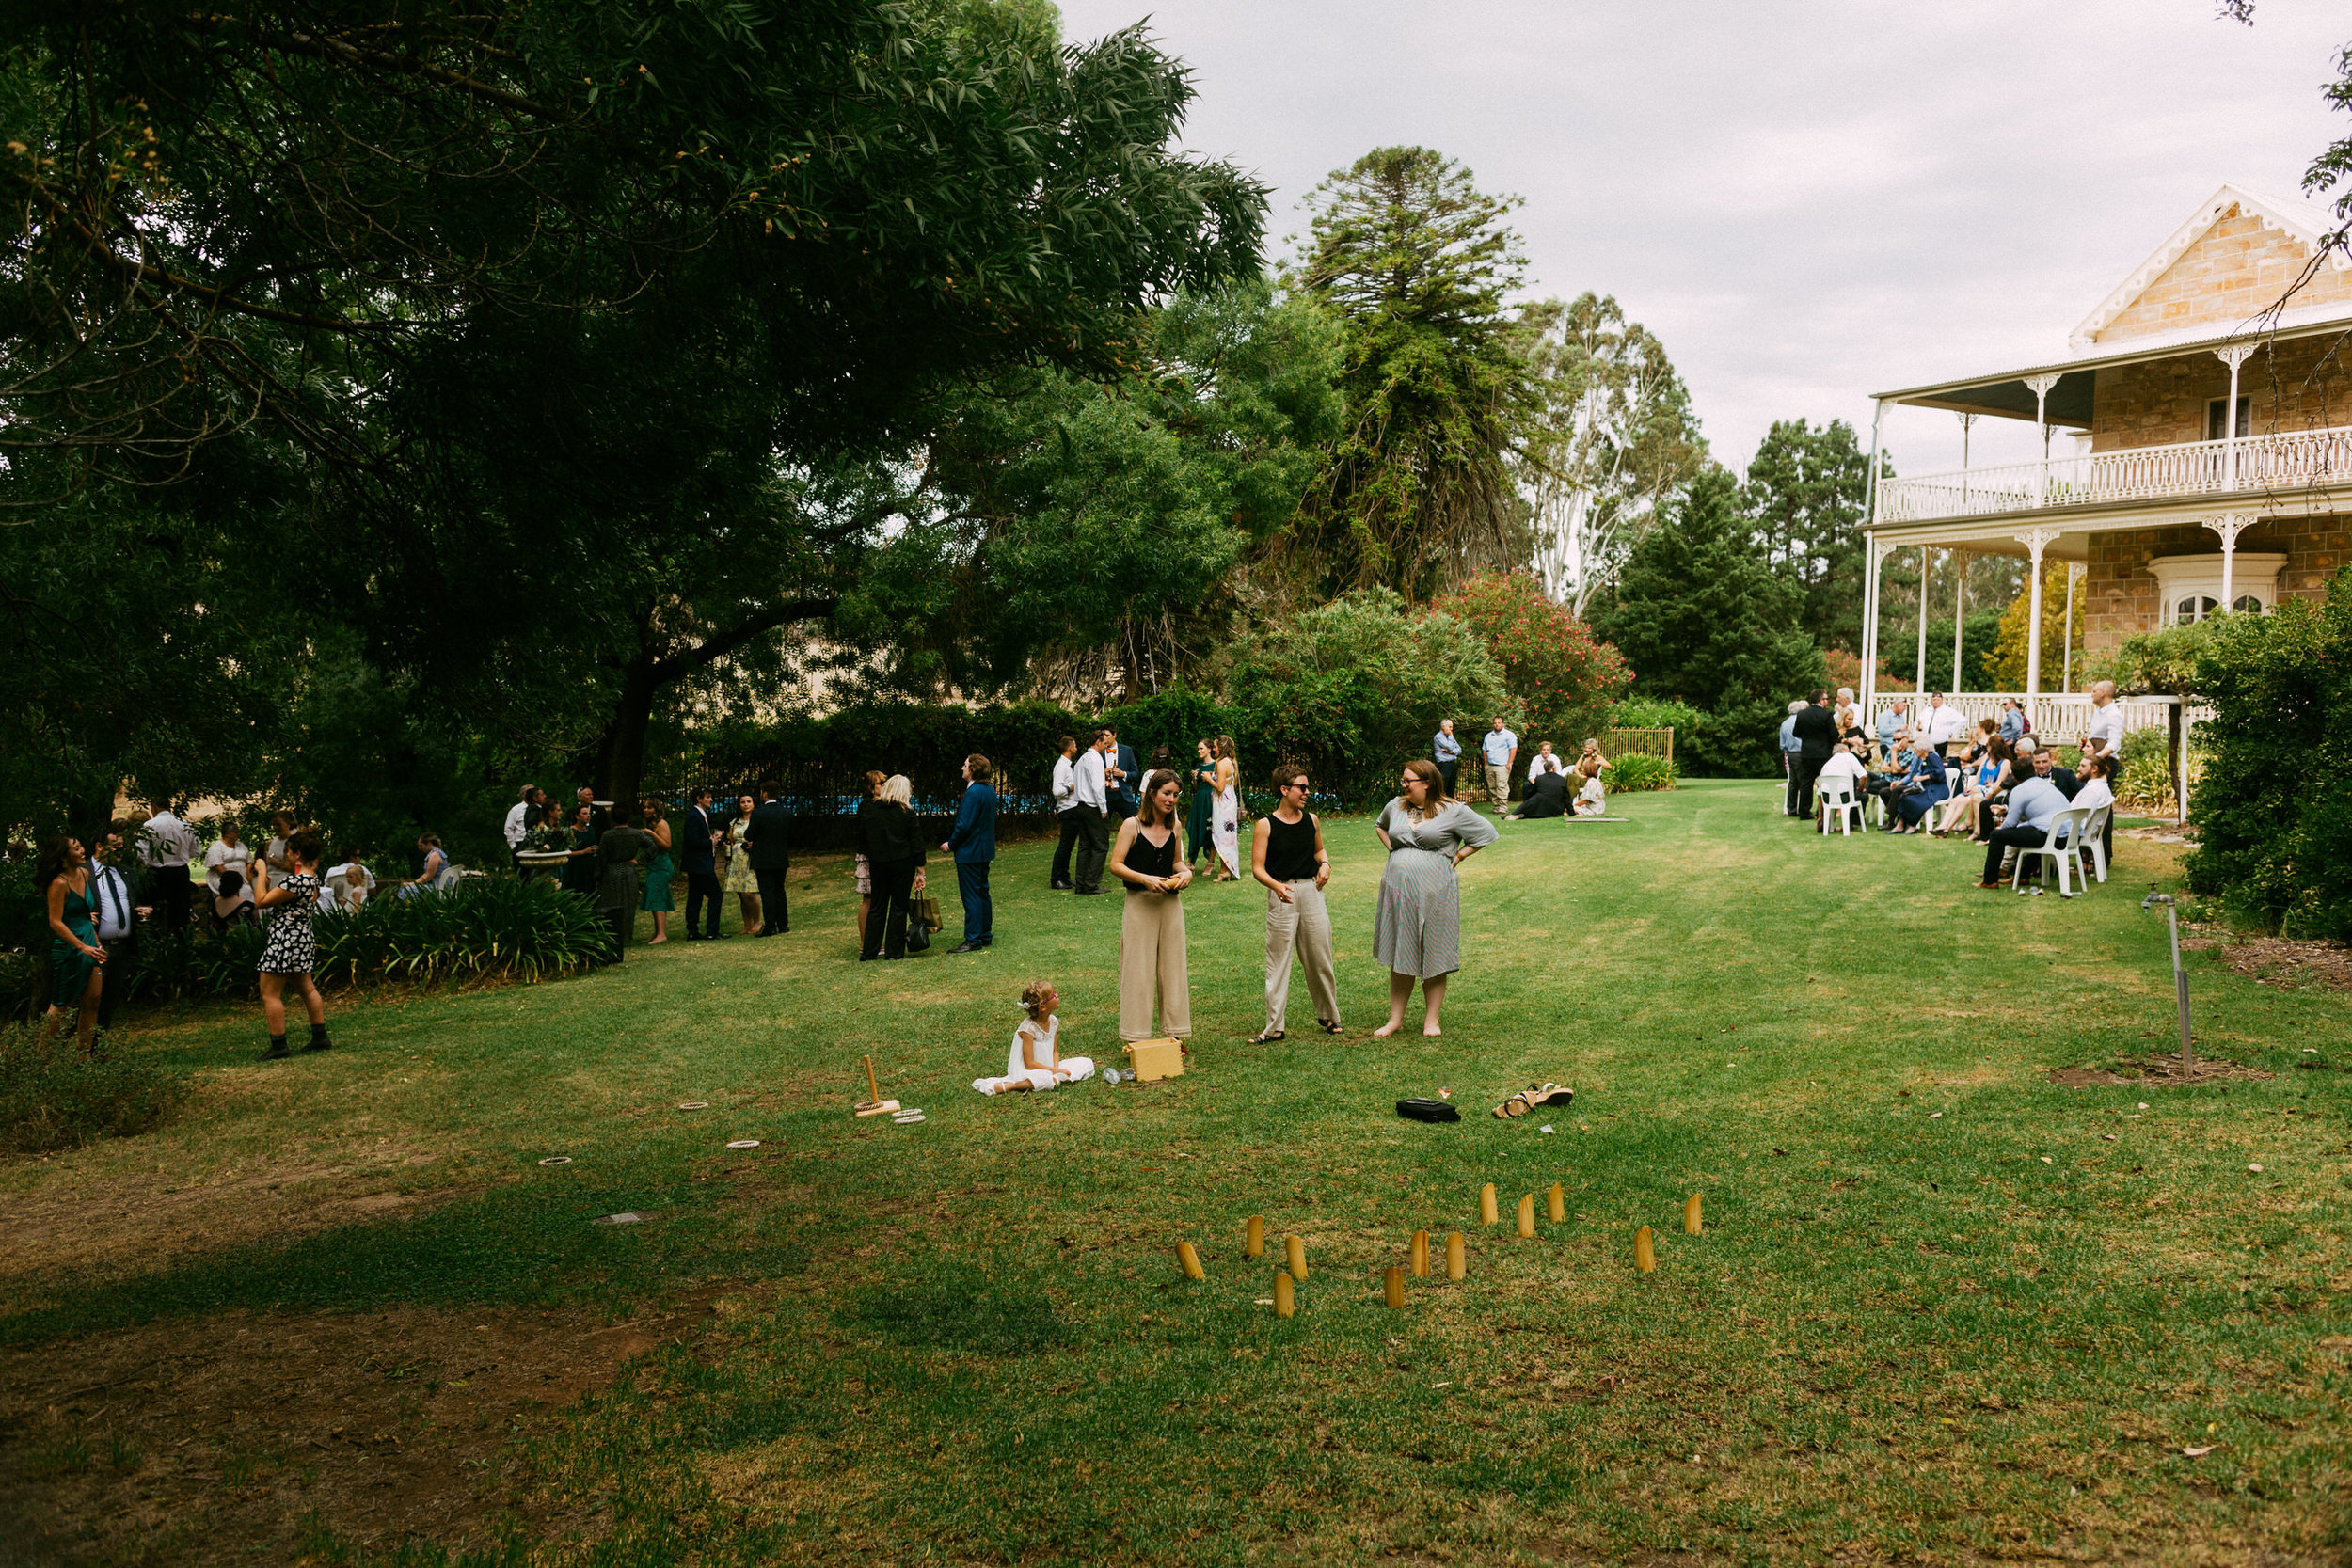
1978, 769, 2070, 888
1432, 720, 1462, 799
1779, 700, 1805, 815
1877, 699, 1907, 764
1481, 718, 1518, 808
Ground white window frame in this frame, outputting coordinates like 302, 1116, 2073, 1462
2146, 551, 2284, 626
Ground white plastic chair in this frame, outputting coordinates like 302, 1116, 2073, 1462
1818, 780, 1864, 836
2011, 806, 2096, 897
2075, 804, 2111, 885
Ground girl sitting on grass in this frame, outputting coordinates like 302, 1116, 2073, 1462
973, 979, 1095, 1095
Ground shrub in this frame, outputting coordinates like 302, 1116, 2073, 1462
2183, 571, 2352, 938
0, 1024, 188, 1152
2113, 726, 2178, 814
1432, 572, 1631, 752
1609, 695, 1703, 732
1602, 753, 1677, 793
313, 878, 613, 985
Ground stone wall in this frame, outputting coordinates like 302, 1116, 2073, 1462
2094, 204, 2352, 345
2083, 512, 2347, 655
2091, 333, 2352, 451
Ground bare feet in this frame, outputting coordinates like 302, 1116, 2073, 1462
645, 935, 668, 944
1373, 1020, 1404, 1037
1422, 1024, 1442, 1037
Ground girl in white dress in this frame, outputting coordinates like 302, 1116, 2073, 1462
1211, 735, 1241, 881
974, 979, 1095, 1094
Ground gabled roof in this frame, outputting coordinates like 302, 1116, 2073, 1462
2069, 182, 2348, 349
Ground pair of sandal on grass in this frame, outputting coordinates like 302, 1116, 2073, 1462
1248, 1018, 1343, 1045
1492, 1082, 1573, 1119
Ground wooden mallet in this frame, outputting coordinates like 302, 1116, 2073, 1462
853, 1054, 899, 1118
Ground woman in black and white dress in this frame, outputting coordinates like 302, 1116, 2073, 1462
254, 826, 331, 1060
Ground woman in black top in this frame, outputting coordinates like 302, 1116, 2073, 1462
1185, 739, 1216, 866
1108, 769, 1192, 1042
858, 773, 929, 960
1249, 763, 1339, 1043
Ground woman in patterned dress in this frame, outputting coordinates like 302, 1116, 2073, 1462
1210, 736, 1241, 881
723, 792, 764, 937
254, 826, 330, 1060
1371, 759, 1497, 1038
637, 797, 675, 942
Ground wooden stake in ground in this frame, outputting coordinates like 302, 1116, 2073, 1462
1245, 1215, 1266, 1258
1548, 1182, 1565, 1224
1178, 1242, 1206, 1280
1683, 1194, 1703, 1235
1286, 1234, 1308, 1281
1274, 1272, 1295, 1317
1384, 1266, 1405, 1308
853, 1054, 899, 1117
1517, 1193, 1535, 1238
1446, 1231, 1466, 1280
1635, 1225, 1656, 1273
1411, 1228, 1430, 1278
1480, 1183, 1499, 1226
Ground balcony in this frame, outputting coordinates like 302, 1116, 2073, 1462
1877, 425, 2352, 525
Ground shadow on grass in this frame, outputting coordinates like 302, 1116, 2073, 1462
0, 1177, 805, 1347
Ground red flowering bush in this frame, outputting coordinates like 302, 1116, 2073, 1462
1432, 572, 1632, 751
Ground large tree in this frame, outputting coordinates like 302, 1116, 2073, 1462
1740, 417, 1875, 654
2, 0, 1270, 816
1522, 293, 1708, 617
1593, 469, 1826, 776
1287, 146, 1536, 600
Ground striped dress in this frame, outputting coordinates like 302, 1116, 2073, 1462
1373, 799, 1498, 980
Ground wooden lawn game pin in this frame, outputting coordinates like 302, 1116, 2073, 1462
854, 1054, 899, 1118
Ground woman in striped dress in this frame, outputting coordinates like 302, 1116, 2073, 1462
1372, 759, 1496, 1037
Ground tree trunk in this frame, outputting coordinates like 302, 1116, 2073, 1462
598, 657, 661, 815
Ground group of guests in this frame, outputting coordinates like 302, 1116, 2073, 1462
1780, 682, 2130, 889
1507, 739, 1612, 819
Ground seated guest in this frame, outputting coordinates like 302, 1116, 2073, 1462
326, 859, 375, 912
1976, 755, 2074, 889
2074, 752, 2118, 875
1934, 736, 2011, 837
211, 865, 256, 927
1813, 740, 1869, 831
398, 835, 449, 900
1510, 767, 1569, 819
1578, 737, 1610, 775
1885, 736, 1951, 835
2014, 738, 2078, 800
1834, 687, 1864, 743
1571, 759, 1608, 817
1527, 741, 1568, 779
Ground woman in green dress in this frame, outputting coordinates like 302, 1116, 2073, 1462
1185, 738, 1216, 869
38, 835, 106, 1057
637, 796, 675, 942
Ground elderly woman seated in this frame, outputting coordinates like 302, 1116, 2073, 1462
1883, 735, 1952, 834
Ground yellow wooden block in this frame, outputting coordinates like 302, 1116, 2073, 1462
1547, 1182, 1565, 1224
1445, 1231, 1466, 1281
1384, 1266, 1405, 1309
1121, 1037, 1185, 1082
1178, 1241, 1205, 1281
1636, 1225, 1656, 1274
1684, 1194, 1703, 1235
1516, 1194, 1535, 1238
1245, 1215, 1265, 1258
1274, 1272, 1295, 1317
1479, 1183, 1499, 1226
1285, 1234, 1307, 1281
1411, 1228, 1429, 1278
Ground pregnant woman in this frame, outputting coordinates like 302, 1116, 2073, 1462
1371, 758, 1496, 1037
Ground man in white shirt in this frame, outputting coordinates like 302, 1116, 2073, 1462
1917, 693, 1968, 758
140, 802, 197, 942
1048, 735, 1083, 890
1527, 741, 1566, 778
2072, 752, 2119, 881
2081, 681, 2126, 766
502, 784, 539, 873
1072, 730, 1112, 895
1481, 718, 1519, 808
88, 822, 145, 1045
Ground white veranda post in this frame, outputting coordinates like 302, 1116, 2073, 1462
1859, 400, 1884, 716
2205, 513, 2252, 613
2014, 528, 2058, 733
1950, 549, 1967, 693
2215, 343, 2257, 491
1915, 547, 1930, 697
2026, 373, 2062, 505
1956, 412, 1976, 510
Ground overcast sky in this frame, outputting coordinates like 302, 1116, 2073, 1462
1055, 0, 2349, 480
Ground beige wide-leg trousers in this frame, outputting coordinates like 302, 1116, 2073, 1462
1264, 880, 1340, 1035
1119, 890, 1191, 1041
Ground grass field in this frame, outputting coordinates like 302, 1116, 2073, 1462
3, 778, 2347, 1566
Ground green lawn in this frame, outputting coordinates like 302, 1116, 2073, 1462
4, 779, 2348, 1565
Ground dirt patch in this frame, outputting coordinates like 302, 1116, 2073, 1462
2045, 1068, 2132, 1087
0, 1148, 467, 1303
2182, 934, 2352, 990
0, 1288, 759, 1565
2045, 1057, 2275, 1088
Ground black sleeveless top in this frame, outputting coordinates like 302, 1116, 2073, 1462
1263, 812, 1319, 882
1126, 825, 1178, 890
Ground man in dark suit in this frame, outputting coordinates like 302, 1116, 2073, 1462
681, 786, 723, 940
743, 785, 792, 935
942, 753, 999, 953
1104, 729, 1139, 821
1789, 689, 1840, 822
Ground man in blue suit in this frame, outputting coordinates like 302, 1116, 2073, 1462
743, 785, 792, 935
943, 753, 998, 953
1104, 729, 1138, 822
682, 786, 723, 940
